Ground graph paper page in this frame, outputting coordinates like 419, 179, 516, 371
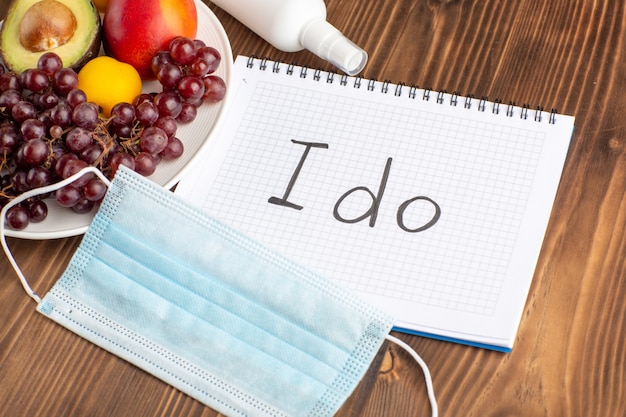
175, 56, 575, 350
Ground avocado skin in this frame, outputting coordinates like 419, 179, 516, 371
0, 0, 102, 73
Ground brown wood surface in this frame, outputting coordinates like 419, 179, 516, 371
1, 0, 625, 416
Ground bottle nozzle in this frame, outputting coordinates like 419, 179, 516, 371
300, 19, 367, 76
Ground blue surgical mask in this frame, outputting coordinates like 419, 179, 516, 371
1, 166, 437, 417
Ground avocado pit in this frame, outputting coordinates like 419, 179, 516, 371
1, 0, 101, 73
19, 0, 77, 52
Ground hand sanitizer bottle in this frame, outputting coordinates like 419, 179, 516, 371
211, 0, 367, 75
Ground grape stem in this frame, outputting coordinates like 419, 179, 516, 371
0, 150, 8, 172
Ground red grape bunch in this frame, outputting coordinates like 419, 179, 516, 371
0, 36, 226, 231
151, 36, 227, 123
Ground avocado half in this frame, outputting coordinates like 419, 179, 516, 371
0, 0, 101, 73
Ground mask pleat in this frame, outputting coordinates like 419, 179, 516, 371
106, 182, 378, 353
76, 218, 375, 413
100, 223, 347, 374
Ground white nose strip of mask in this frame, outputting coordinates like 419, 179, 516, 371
1, 166, 437, 417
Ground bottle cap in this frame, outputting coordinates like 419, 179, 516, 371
301, 19, 367, 76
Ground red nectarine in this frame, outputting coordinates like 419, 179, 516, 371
103, 0, 198, 79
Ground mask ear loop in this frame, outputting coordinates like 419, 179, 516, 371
0, 166, 111, 304
385, 334, 438, 417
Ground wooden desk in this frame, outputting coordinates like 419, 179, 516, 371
1, 0, 624, 416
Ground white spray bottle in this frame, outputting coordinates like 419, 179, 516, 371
210, 0, 367, 75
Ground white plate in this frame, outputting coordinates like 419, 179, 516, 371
6, 0, 233, 239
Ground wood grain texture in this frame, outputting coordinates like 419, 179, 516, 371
1, 0, 624, 416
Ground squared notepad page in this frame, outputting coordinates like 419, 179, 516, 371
175, 55, 575, 351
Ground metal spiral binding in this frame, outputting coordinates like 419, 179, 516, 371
245, 56, 559, 124
381, 80, 390, 94
478, 97, 487, 112
493, 99, 502, 115
394, 82, 405, 97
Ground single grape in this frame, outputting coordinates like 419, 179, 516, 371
53, 152, 79, 177
61, 158, 92, 187
134, 152, 158, 176
72, 198, 95, 214
55, 184, 82, 207
79, 143, 105, 165
49, 124, 64, 139
177, 75, 205, 102
37, 52, 64, 77
26, 166, 52, 188
0, 89, 22, 110
202, 75, 227, 103
0, 72, 20, 92
6, 205, 30, 230
154, 116, 177, 138
12, 100, 38, 124
50, 102, 73, 128
153, 91, 182, 118
168, 36, 197, 65
176, 102, 197, 123
83, 177, 107, 201
38, 91, 60, 109
156, 62, 183, 90
110, 102, 136, 126
20, 118, 46, 140
0, 126, 20, 153
135, 100, 159, 126
151, 51, 173, 76
11, 170, 30, 193
27, 199, 48, 223
109, 122, 133, 139
22, 138, 50, 165
72, 102, 99, 130
109, 152, 135, 176
189, 57, 210, 77
21, 68, 50, 92
66, 127, 92, 152
66, 88, 87, 108
139, 126, 168, 154
196, 46, 221, 74
160, 136, 184, 159
52, 68, 79, 95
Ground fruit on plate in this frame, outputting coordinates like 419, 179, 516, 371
1, 35, 226, 231
103, 0, 198, 79
77, 56, 142, 116
0, 0, 101, 73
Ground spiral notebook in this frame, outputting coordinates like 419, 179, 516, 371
175, 55, 575, 351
